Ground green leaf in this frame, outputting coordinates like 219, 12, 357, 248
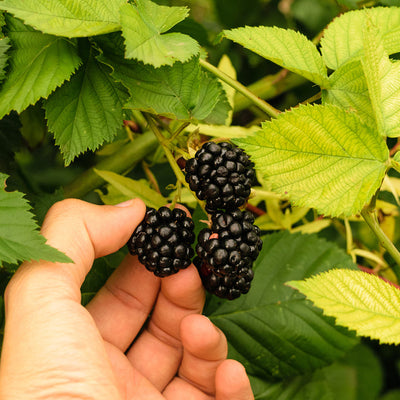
0, 36, 10, 81
205, 231, 358, 380
0, 173, 72, 265
289, 269, 400, 344
94, 169, 166, 209
233, 104, 389, 217
100, 47, 225, 122
119, 0, 199, 67
322, 60, 375, 129
321, 7, 400, 70
361, 24, 400, 138
224, 26, 329, 88
251, 343, 382, 400
0, 16, 81, 120
0, 0, 125, 37
44, 47, 129, 165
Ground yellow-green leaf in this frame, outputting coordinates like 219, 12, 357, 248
94, 169, 166, 209
224, 26, 329, 88
289, 269, 400, 344
234, 104, 389, 217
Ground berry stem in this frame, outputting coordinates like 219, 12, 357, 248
199, 58, 281, 119
144, 114, 208, 214
361, 206, 400, 270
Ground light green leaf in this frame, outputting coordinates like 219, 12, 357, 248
361, 24, 400, 138
94, 169, 166, 209
0, 173, 72, 266
44, 48, 129, 165
321, 7, 400, 70
205, 231, 358, 380
233, 104, 389, 217
0, 16, 81, 120
289, 269, 400, 344
120, 0, 199, 67
0, 36, 10, 81
322, 60, 375, 129
0, 0, 125, 37
217, 54, 236, 125
224, 26, 329, 88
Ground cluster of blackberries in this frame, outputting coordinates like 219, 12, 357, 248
127, 206, 195, 277
185, 141, 262, 300
127, 141, 262, 300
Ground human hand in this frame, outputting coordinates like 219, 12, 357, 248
0, 199, 254, 400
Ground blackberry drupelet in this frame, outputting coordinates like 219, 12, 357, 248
195, 209, 262, 299
127, 206, 195, 277
185, 141, 255, 213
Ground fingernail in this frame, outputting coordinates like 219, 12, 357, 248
115, 199, 135, 207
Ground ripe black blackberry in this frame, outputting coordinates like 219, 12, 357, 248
127, 206, 195, 277
195, 209, 262, 299
185, 141, 255, 213
194, 256, 254, 300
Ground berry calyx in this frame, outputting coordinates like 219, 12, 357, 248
127, 206, 195, 277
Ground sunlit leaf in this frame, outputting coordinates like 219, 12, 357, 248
224, 26, 329, 87
0, 0, 125, 37
321, 7, 400, 70
361, 24, 400, 138
322, 60, 375, 129
94, 169, 166, 209
234, 104, 389, 217
120, 0, 199, 67
289, 269, 400, 344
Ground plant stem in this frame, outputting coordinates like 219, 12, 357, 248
234, 71, 306, 113
199, 58, 281, 119
63, 131, 158, 198
145, 115, 187, 185
361, 207, 400, 268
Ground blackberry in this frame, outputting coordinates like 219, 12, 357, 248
195, 209, 262, 299
185, 141, 255, 213
127, 206, 195, 277
194, 256, 254, 300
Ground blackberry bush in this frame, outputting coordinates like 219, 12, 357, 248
185, 141, 256, 213
195, 209, 263, 299
127, 206, 195, 277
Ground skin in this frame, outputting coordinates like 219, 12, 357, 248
0, 198, 254, 400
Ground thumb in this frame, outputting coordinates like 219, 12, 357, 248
10, 198, 146, 296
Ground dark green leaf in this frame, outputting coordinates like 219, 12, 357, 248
0, 15, 81, 120
0, 173, 72, 265
44, 47, 129, 165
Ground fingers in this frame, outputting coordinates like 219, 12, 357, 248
178, 314, 228, 394
86, 255, 160, 351
163, 315, 253, 400
126, 265, 205, 390
215, 360, 254, 400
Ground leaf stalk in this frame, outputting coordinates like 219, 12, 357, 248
199, 58, 281, 119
